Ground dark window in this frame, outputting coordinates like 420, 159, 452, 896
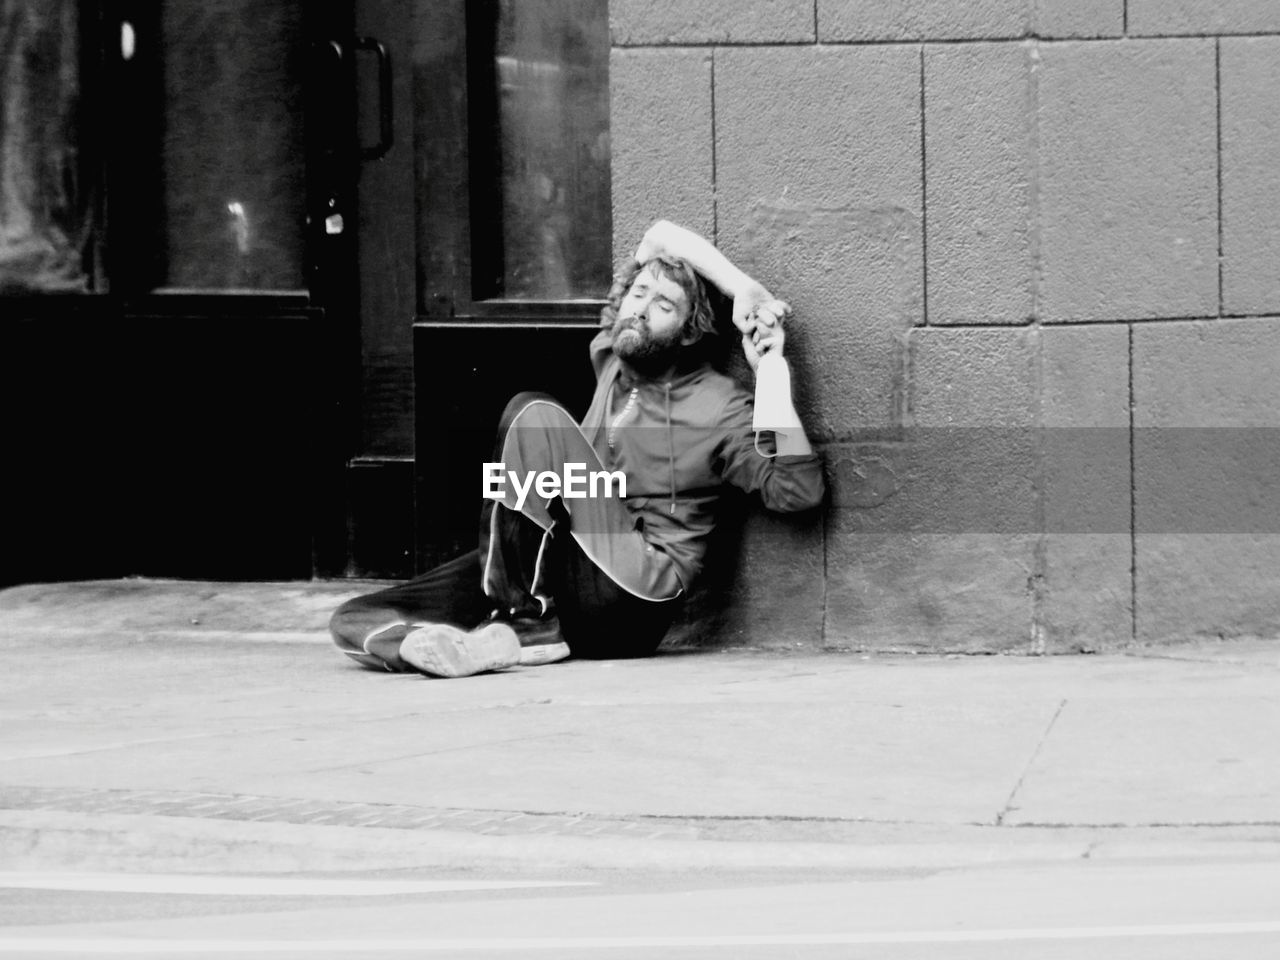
0, 0, 311, 297
474, 0, 611, 301
0, 0, 94, 294
417, 0, 611, 320
145, 0, 308, 292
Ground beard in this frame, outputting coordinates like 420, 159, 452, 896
611, 314, 685, 375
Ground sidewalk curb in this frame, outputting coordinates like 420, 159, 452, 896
5, 810, 1280, 877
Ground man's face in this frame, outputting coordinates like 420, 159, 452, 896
612, 263, 692, 364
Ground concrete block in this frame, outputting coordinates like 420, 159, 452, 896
825, 522, 1037, 652
819, 0, 1025, 41
876, 329, 1043, 544
1041, 325, 1129, 428
1033, 0, 1125, 38
1222, 38, 1280, 315
1039, 326, 1132, 650
817, 0, 1123, 41
909, 327, 1039, 426
1133, 320, 1280, 644
1039, 326, 1131, 537
609, 49, 714, 262
665, 505, 825, 652
833, 329, 1134, 651
925, 43, 1035, 325
1135, 535, 1280, 644
828, 330, 1042, 654
1129, 0, 1280, 36
611, 0, 814, 44
1037, 41, 1218, 322
1037, 536, 1132, 651
1133, 319, 1280, 536
726, 508, 826, 649
1133, 319, 1280, 426
714, 46, 922, 434
826, 436, 1039, 535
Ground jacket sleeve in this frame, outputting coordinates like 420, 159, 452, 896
715, 389, 825, 512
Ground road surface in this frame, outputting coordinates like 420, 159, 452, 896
1, 855, 1278, 958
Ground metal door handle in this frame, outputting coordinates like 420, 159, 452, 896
355, 37, 393, 161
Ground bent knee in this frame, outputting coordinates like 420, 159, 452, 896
499, 392, 574, 432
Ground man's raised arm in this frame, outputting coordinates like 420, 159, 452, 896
636, 221, 812, 457
635, 220, 781, 336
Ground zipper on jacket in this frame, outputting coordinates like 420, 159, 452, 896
608, 387, 639, 452
665, 384, 676, 514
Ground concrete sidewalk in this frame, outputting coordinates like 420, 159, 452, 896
2, 579, 1279, 875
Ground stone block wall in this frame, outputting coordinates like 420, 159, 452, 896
609, 3, 1280, 652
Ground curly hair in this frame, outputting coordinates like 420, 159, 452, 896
600, 255, 718, 347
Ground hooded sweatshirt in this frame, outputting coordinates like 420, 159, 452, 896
580, 328, 825, 591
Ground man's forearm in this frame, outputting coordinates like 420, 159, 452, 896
635, 220, 766, 300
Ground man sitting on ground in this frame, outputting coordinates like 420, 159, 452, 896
329, 220, 824, 676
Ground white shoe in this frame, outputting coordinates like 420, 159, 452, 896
518, 641, 572, 666
399, 622, 521, 678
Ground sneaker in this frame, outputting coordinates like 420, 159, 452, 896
509, 614, 562, 646
498, 612, 572, 666
399, 622, 521, 678
518, 641, 571, 666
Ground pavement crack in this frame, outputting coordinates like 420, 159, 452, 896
996, 697, 1067, 827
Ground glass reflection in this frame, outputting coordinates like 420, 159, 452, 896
153, 1, 306, 290
489, 0, 610, 300
0, 0, 90, 293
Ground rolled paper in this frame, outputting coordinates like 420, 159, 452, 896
753, 351, 804, 457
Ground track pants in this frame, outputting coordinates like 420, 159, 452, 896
329, 393, 684, 670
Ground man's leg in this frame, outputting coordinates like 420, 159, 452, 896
329, 551, 493, 671
332, 391, 684, 672
482, 393, 684, 656
548, 528, 682, 659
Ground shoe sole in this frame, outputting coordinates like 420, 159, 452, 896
399, 622, 521, 678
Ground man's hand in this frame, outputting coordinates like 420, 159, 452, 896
730, 281, 774, 336
740, 299, 790, 373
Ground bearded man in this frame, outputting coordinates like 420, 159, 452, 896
329, 221, 824, 677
